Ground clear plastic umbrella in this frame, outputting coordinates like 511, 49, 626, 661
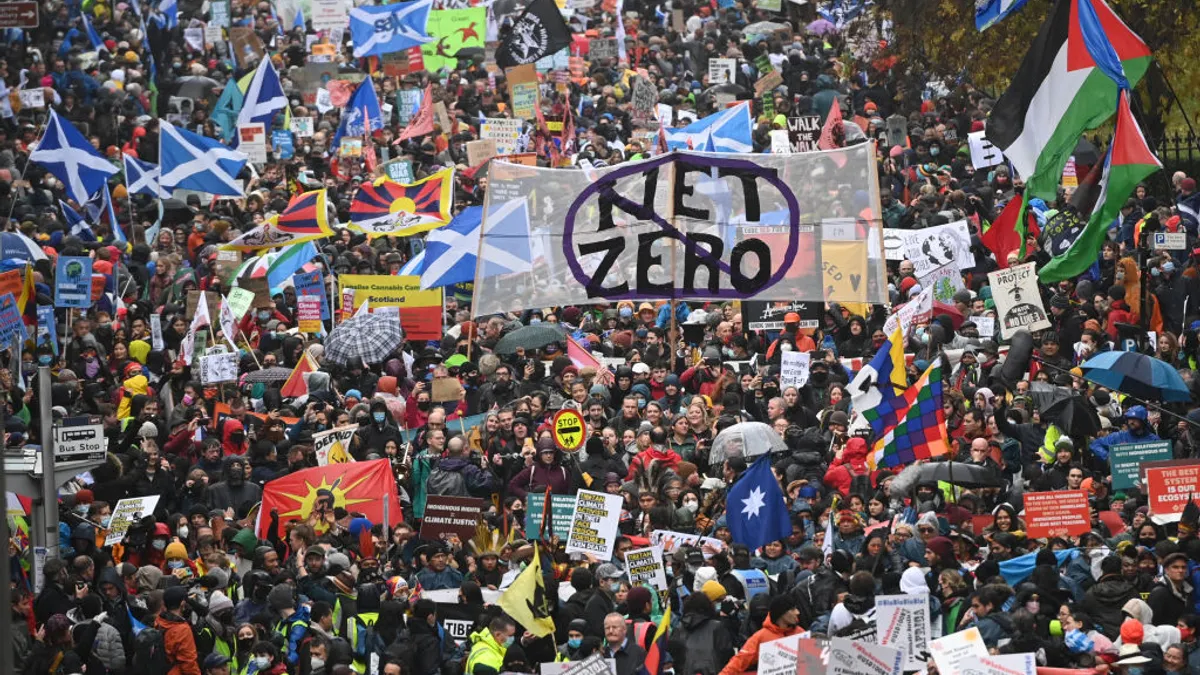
708, 421, 787, 466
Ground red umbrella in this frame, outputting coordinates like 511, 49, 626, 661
933, 301, 965, 329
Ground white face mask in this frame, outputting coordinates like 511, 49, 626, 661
311, 657, 325, 670
253, 656, 271, 668
178, 526, 189, 539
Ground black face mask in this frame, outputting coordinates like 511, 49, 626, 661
417, 401, 432, 412
1139, 537, 1158, 548
810, 372, 828, 386
229, 433, 245, 445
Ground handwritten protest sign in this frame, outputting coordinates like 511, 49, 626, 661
876, 594, 932, 670
106, 496, 161, 546
929, 626, 988, 675
565, 490, 623, 559
780, 351, 811, 389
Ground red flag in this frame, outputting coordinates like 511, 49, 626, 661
280, 351, 318, 398
818, 102, 844, 151
396, 85, 434, 142
259, 459, 402, 537
981, 192, 1027, 269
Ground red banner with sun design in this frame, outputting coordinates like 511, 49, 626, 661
348, 168, 454, 238
258, 459, 402, 537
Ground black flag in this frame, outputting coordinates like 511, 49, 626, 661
496, 0, 572, 69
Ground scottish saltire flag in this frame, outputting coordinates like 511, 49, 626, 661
398, 250, 425, 276
331, 78, 384, 152
849, 327, 908, 437
976, 0, 1031, 31
101, 184, 125, 245
818, 0, 867, 30
664, 102, 753, 153
236, 58, 287, 130
60, 201, 96, 242
349, 0, 434, 59
419, 206, 487, 289
159, 121, 249, 196
155, 0, 178, 29
726, 454, 791, 551
123, 154, 170, 198
31, 110, 118, 204
82, 13, 108, 52
869, 361, 950, 470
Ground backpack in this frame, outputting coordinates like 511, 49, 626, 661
353, 616, 389, 661
131, 626, 172, 673
427, 466, 468, 497
847, 467, 872, 498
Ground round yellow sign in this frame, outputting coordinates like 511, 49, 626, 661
552, 409, 585, 452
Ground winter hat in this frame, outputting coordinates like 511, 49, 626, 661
768, 595, 796, 623
625, 586, 652, 612
163, 586, 189, 608
268, 584, 295, 611
75, 489, 95, 505
207, 590, 234, 615
164, 541, 188, 560
702, 580, 727, 602
692, 566, 719, 590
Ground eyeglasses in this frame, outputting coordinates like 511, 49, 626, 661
919, 527, 936, 533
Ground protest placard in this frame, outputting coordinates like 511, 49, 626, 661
313, 424, 357, 465
290, 116, 315, 137
420, 496, 484, 542
769, 129, 791, 154
297, 295, 323, 333
55, 256, 93, 308
631, 77, 657, 121
540, 660, 617, 675
787, 115, 822, 152
565, 490, 623, 559
973, 316, 995, 338
552, 655, 614, 675
900, 221, 972, 277
19, 88, 44, 109
759, 634, 802, 675
481, 118, 524, 156
507, 64, 539, 120
293, 270, 330, 320
589, 38, 618, 61
199, 351, 239, 384
624, 547, 667, 591
467, 139, 498, 166
1109, 440, 1173, 490
960, 654, 1038, 675
0, 293, 25, 345
150, 315, 164, 350
708, 58, 736, 85
106, 496, 161, 546
743, 300, 822, 330
1146, 461, 1200, 519
780, 351, 810, 389
988, 262, 1051, 338
238, 123, 267, 163
929, 626, 988, 675
828, 638, 903, 675
1023, 490, 1091, 538
968, 131, 1004, 169
919, 261, 967, 304
525, 494, 577, 540
226, 287, 255, 322
876, 593, 932, 670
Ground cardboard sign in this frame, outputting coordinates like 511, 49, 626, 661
1146, 461, 1200, 518
420, 496, 484, 542
968, 130, 1003, 169
876, 594, 933, 670
105, 496, 161, 546
754, 70, 783, 96
828, 638, 903, 675
929, 627, 988, 675
1109, 440, 1174, 490
313, 424, 357, 465
589, 38, 618, 61
556, 654, 612, 675
226, 287, 255, 321
384, 158, 415, 183
525, 493, 577, 540
779, 351, 810, 389
624, 546, 667, 591
238, 123, 267, 163
186, 290, 221, 321
648, 529, 726, 559
506, 64, 539, 120
631, 77, 657, 121
466, 139, 498, 166
229, 26, 265, 63
973, 316, 995, 338
988, 262, 1051, 338
431, 375, 465, 402
565, 490, 623, 559
708, 58, 736, 85
199, 351, 239, 384
1023, 490, 1091, 538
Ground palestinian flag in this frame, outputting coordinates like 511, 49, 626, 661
980, 192, 1029, 268
985, 0, 1150, 201
1040, 91, 1160, 282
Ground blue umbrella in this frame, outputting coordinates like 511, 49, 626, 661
0, 232, 47, 262
1080, 351, 1191, 403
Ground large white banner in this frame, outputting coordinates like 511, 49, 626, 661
876, 593, 933, 670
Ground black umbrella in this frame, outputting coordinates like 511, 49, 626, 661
1073, 137, 1100, 166
701, 83, 749, 99
912, 461, 1005, 488
494, 324, 568, 355
243, 367, 293, 384
1041, 396, 1103, 437
156, 198, 198, 226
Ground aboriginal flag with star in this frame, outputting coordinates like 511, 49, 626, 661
259, 459, 402, 537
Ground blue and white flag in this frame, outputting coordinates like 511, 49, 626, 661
397, 250, 425, 276
349, 0, 433, 59
159, 121, 249, 196
976, 0, 1031, 31
30, 110, 119, 205
82, 13, 108, 53
664, 102, 753, 153
236, 57, 287, 130
101, 184, 125, 245
725, 454, 791, 551
331, 78, 384, 151
293, 6, 305, 31
419, 206, 484, 289
818, 0, 867, 30
155, 0, 178, 29
443, 200, 533, 290
60, 201, 96, 242
123, 154, 171, 198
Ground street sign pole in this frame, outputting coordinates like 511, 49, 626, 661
38, 365, 56, 558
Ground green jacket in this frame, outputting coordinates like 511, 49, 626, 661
465, 628, 507, 675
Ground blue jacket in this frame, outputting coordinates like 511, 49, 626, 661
276, 605, 311, 665
1090, 427, 1159, 461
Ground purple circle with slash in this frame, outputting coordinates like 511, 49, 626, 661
561, 153, 800, 300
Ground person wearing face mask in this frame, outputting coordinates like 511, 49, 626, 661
196, 591, 236, 667
583, 564, 626, 638
248, 640, 287, 675
205, 456, 262, 517
162, 540, 197, 579
466, 615, 516, 675
355, 399, 403, 460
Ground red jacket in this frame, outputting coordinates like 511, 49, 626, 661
626, 446, 683, 481
823, 437, 872, 497
719, 616, 803, 675
156, 611, 201, 675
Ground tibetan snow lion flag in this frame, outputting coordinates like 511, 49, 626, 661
259, 459, 401, 537
348, 169, 454, 237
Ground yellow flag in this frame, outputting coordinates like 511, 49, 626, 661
498, 550, 555, 637
17, 264, 33, 315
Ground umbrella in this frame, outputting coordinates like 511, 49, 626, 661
494, 324, 568, 355
1080, 351, 1192, 403
0, 232, 47, 262
173, 75, 221, 100
1040, 396, 1103, 437
1073, 137, 1100, 166
701, 83, 749, 99
242, 367, 294, 384
1025, 381, 1072, 411
325, 313, 405, 365
806, 18, 837, 35
932, 301, 964, 329
708, 421, 787, 466
744, 21, 789, 37
911, 461, 1005, 489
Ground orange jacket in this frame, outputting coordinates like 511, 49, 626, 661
156, 612, 202, 675
718, 616, 803, 675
